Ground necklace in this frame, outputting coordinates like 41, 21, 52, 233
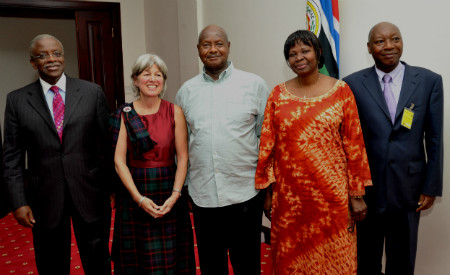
297, 75, 321, 99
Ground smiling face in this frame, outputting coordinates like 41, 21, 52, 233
134, 64, 164, 98
287, 41, 319, 76
30, 37, 65, 85
197, 25, 230, 77
367, 22, 403, 73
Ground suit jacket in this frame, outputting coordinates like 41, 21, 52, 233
343, 62, 444, 211
3, 76, 111, 227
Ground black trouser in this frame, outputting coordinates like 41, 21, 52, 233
356, 208, 420, 275
32, 192, 111, 275
192, 191, 264, 275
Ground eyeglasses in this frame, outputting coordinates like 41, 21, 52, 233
31, 52, 64, 60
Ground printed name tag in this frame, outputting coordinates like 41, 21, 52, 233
401, 107, 414, 129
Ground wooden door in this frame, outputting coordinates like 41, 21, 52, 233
76, 10, 119, 110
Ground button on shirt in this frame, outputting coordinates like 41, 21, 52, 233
175, 62, 270, 207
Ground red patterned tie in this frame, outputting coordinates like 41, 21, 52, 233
50, 86, 64, 142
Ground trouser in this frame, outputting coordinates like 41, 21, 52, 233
356, 208, 420, 275
192, 191, 264, 275
32, 192, 111, 275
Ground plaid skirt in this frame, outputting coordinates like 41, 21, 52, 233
112, 166, 195, 275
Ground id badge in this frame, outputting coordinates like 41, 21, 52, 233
401, 104, 414, 129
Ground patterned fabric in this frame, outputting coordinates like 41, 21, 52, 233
112, 100, 195, 275
109, 103, 157, 157
255, 80, 372, 275
113, 166, 195, 275
50, 85, 64, 142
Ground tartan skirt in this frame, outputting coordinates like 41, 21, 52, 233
112, 165, 195, 275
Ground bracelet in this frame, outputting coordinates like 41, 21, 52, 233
350, 195, 363, 199
138, 196, 147, 207
172, 188, 182, 197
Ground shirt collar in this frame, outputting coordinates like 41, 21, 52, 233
40, 73, 67, 94
375, 62, 405, 86
202, 61, 233, 82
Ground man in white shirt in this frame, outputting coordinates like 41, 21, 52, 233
175, 25, 270, 275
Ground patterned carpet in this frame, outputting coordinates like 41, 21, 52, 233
0, 211, 272, 274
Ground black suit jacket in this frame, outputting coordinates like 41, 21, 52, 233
3, 76, 111, 227
343, 62, 444, 211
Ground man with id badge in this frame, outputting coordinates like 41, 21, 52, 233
343, 22, 444, 275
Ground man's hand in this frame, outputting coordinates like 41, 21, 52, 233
13, 206, 36, 228
416, 194, 436, 212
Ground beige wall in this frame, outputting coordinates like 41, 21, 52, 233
198, 0, 304, 90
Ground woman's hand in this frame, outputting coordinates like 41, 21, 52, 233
350, 197, 367, 221
140, 197, 163, 218
263, 185, 274, 221
159, 193, 180, 216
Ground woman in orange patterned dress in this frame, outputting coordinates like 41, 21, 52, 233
256, 30, 372, 275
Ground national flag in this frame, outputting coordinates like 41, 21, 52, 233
306, 0, 340, 78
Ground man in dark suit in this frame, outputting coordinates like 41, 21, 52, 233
3, 34, 112, 275
343, 22, 444, 275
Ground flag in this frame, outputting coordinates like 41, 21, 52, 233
306, 0, 340, 78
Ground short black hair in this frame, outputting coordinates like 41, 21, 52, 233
283, 30, 324, 68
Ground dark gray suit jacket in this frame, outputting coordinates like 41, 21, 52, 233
343, 62, 444, 211
3, 76, 111, 227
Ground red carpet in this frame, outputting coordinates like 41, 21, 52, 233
0, 211, 272, 274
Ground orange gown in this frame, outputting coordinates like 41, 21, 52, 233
256, 80, 372, 275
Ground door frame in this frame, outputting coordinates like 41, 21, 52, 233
0, 0, 125, 109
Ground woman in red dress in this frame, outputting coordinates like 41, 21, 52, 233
255, 30, 372, 275
111, 54, 195, 274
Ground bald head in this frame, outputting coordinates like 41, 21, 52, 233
367, 22, 403, 73
368, 22, 401, 43
198, 25, 228, 44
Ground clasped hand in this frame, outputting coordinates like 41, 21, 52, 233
140, 195, 179, 218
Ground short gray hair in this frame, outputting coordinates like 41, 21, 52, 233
29, 34, 64, 59
131, 53, 168, 98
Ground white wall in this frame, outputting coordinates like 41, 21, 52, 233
198, 0, 450, 274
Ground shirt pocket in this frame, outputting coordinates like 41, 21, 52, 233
225, 103, 254, 122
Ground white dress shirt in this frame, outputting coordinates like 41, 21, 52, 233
175, 62, 270, 207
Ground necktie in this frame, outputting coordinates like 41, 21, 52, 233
50, 86, 65, 142
382, 74, 396, 123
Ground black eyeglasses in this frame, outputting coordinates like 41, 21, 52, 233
31, 52, 64, 60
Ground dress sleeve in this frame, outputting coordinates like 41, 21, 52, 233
339, 83, 372, 196
255, 87, 278, 189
